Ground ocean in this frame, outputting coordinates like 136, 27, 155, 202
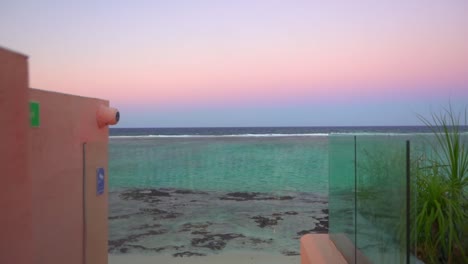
107, 126, 435, 259
108, 126, 435, 192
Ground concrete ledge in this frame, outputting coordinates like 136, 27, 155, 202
300, 234, 347, 264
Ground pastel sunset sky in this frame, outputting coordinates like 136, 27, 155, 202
2, 0, 467, 127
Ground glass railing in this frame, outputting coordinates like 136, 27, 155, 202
329, 135, 356, 262
355, 136, 409, 263
329, 134, 412, 264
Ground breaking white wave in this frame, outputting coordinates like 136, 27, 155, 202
109, 133, 330, 139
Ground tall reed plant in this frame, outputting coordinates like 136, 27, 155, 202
413, 106, 468, 263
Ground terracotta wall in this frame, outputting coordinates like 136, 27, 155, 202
84, 141, 109, 264
300, 234, 347, 264
29, 88, 109, 264
0, 47, 33, 264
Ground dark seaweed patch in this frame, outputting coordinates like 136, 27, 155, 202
173, 251, 206, 257
140, 208, 182, 219
131, 223, 162, 230
282, 250, 300, 256
249, 237, 274, 245
108, 229, 168, 252
284, 211, 298, 215
220, 192, 294, 201
174, 189, 208, 195
179, 222, 212, 232
251, 215, 283, 228
191, 233, 245, 250
108, 212, 143, 220
126, 244, 184, 253
120, 189, 171, 201
296, 223, 328, 236
140, 208, 168, 214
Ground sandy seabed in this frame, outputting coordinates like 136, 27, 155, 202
109, 188, 328, 258
109, 251, 300, 264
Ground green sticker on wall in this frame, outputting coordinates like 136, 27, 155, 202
30, 101, 40, 127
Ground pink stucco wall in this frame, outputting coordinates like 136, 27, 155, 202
300, 234, 347, 264
0, 47, 33, 264
84, 141, 109, 264
29, 88, 109, 264
2, 46, 112, 264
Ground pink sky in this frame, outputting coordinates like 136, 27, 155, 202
2, 0, 467, 126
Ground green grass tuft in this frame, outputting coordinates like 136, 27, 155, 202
414, 105, 468, 263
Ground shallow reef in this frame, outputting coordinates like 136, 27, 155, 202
109, 188, 328, 257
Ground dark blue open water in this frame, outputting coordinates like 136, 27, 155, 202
110, 126, 433, 137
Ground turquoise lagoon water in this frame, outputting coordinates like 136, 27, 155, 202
109, 136, 328, 194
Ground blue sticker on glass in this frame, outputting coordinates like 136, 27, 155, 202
97, 168, 105, 195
